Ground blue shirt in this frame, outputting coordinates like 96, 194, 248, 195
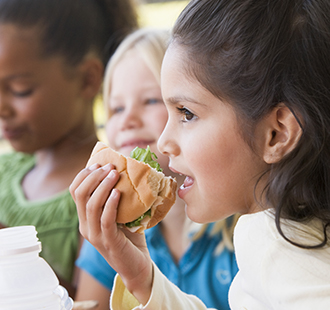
76, 224, 238, 310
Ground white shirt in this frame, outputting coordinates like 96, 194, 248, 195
229, 211, 330, 310
110, 211, 330, 310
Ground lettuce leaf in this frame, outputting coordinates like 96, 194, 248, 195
130, 145, 163, 172
125, 209, 152, 228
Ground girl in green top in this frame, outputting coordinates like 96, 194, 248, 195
0, 0, 137, 298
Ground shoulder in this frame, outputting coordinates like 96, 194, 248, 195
234, 211, 330, 300
0, 151, 34, 169
234, 211, 330, 308
234, 211, 274, 248
0, 152, 35, 178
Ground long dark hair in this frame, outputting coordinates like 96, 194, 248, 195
0, 0, 138, 66
172, 0, 330, 248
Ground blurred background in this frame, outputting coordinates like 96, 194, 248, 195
137, 0, 188, 28
0, 0, 189, 154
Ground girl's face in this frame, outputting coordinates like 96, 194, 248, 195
158, 45, 268, 223
0, 24, 90, 153
106, 49, 170, 173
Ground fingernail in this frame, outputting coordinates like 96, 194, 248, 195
102, 163, 111, 170
107, 170, 116, 178
88, 163, 99, 170
110, 188, 119, 199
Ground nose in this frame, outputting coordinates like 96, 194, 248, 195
157, 118, 180, 158
120, 104, 143, 130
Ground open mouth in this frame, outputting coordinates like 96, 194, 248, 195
180, 176, 194, 189
178, 175, 194, 199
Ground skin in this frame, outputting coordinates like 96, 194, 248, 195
70, 44, 300, 304
0, 24, 102, 198
106, 49, 169, 167
74, 49, 187, 308
0, 23, 103, 296
0, 25, 98, 151
158, 45, 269, 222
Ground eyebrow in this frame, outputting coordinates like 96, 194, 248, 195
166, 95, 207, 107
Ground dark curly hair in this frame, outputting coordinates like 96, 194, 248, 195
0, 0, 138, 66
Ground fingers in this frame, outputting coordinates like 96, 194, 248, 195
86, 169, 120, 238
69, 163, 100, 201
100, 187, 121, 233
72, 164, 110, 225
69, 163, 119, 238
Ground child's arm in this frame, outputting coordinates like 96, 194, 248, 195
74, 269, 110, 310
70, 164, 214, 310
111, 263, 215, 310
69, 163, 153, 306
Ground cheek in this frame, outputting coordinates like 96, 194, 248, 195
146, 106, 168, 134
29, 90, 80, 127
105, 121, 118, 148
17, 95, 49, 119
185, 129, 234, 186
25, 100, 66, 132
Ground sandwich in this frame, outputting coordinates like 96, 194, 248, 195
86, 142, 177, 233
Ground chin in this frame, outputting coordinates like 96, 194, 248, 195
185, 206, 206, 224
10, 143, 34, 154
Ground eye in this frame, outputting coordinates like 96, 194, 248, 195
12, 89, 33, 97
146, 98, 163, 105
176, 107, 196, 122
111, 106, 124, 115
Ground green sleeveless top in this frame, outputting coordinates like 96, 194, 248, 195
0, 152, 79, 283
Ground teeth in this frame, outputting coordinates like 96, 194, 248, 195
180, 184, 185, 189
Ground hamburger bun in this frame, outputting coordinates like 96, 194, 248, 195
86, 142, 177, 233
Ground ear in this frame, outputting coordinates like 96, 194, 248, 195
79, 57, 104, 100
261, 104, 302, 164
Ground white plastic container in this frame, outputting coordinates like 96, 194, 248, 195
0, 226, 73, 310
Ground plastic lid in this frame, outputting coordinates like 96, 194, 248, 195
0, 242, 41, 257
0, 226, 41, 257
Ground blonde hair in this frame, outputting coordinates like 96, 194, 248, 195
188, 214, 240, 255
103, 27, 170, 118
